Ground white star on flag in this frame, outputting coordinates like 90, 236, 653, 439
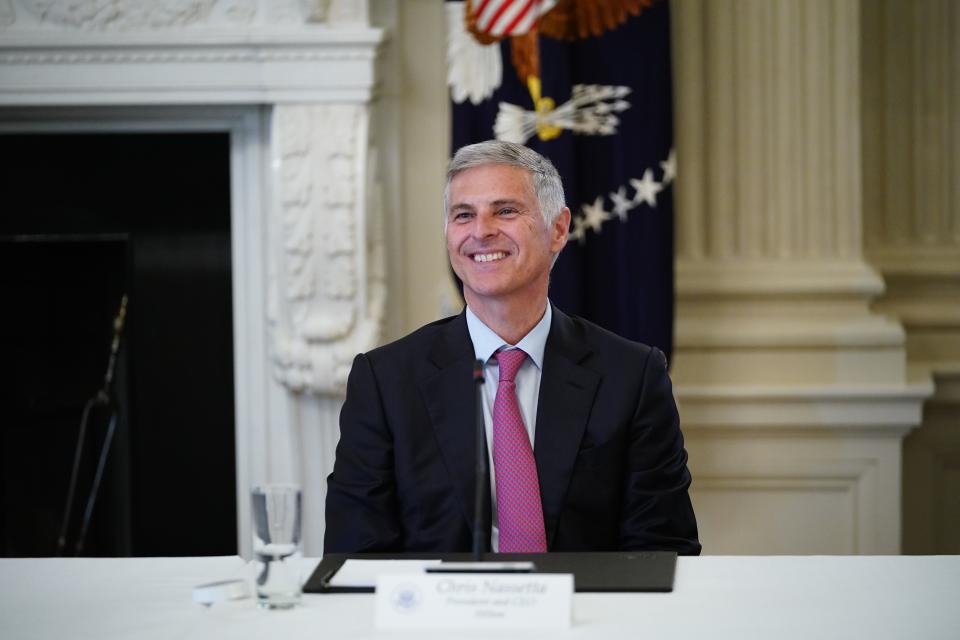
569, 214, 589, 244
580, 197, 611, 234
630, 169, 663, 208
609, 186, 634, 222
660, 148, 676, 184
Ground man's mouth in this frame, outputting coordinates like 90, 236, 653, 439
471, 251, 508, 263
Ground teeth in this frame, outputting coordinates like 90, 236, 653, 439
473, 252, 507, 263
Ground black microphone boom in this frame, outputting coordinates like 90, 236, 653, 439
472, 359, 486, 561
57, 294, 128, 556
426, 358, 533, 573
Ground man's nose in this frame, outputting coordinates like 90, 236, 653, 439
472, 212, 498, 238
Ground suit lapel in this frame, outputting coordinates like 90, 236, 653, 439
417, 312, 485, 535
534, 307, 600, 548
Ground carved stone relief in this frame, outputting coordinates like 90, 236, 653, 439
0, 0, 358, 29
15, 0, 241, 28
269, 103, 385, 395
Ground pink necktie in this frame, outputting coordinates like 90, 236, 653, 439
493, 348, 547, 553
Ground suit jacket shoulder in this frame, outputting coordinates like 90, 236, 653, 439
546, 306, 668, 380
363, 313, 471, 378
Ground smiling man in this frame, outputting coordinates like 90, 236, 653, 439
324, 141, 700, 555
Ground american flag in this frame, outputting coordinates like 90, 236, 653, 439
470, 0, 554, 36
450, 0, 677, 358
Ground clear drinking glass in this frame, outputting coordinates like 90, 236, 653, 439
251, 484, 302, 609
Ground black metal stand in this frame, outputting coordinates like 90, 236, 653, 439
472, 359, 486, 561
56, 294, 128, 556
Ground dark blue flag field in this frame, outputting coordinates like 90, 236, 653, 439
447, 0, 676, 359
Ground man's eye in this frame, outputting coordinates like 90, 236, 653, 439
498, 208, 518, 217
452, 211, 473, 222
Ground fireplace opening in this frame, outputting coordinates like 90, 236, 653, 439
0, 132, 236, 557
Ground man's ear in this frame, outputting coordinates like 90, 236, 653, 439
551, 207, 572, 252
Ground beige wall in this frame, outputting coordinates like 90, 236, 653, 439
394, 0, 459, 338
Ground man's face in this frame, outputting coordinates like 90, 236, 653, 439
446, 164, 569, 309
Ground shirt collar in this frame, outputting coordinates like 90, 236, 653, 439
465, 302, 552, 370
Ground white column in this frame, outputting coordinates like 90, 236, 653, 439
671, 0, 931, 554
267, 102, 389, 553
862, 0, 960, 554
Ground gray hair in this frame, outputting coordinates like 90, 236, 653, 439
443, 141, 566, 230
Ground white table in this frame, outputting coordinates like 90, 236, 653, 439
1, 555, 957, 639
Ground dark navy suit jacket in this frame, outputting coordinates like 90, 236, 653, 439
324, 306, 701, 555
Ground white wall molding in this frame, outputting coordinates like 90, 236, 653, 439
0, 32, 382, 105
0, 0, 370, 30
676, 259, 884, 297
677, 383, 931, 435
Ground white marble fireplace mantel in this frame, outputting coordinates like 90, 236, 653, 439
0, 0, 393, 556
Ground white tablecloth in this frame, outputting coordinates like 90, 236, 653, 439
1, 555, 957, 639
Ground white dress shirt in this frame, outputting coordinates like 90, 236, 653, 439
465, 302, 552, 552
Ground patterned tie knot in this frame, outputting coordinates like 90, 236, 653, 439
495, 348, 527, 383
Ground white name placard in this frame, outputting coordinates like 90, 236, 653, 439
374, 573, 573, 630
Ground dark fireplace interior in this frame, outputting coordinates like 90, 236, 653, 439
0, 132, 237, 557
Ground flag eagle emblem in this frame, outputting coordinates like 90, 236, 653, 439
448, 0, 653, 144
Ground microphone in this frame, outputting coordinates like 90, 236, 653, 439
426, 358, 535, 573
472, 359, 486, 561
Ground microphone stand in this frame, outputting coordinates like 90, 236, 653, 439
57, 294, 128, 556
472, 359, 486, 561
426, 359, 534, 574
